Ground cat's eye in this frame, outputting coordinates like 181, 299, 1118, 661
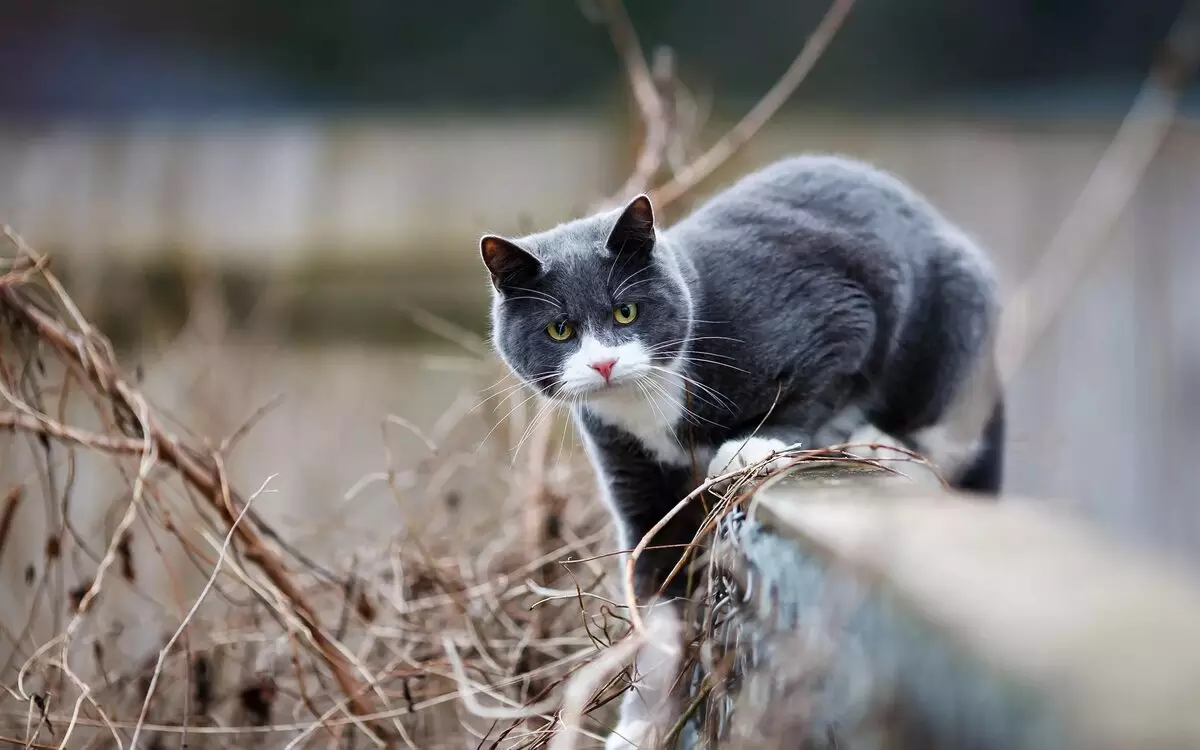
613, 303, 638, 325
546, 320, 575, 341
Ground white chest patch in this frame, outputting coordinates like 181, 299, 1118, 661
585, 375, 692, 467
560, 334, 698, 467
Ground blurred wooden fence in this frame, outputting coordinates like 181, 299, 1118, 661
0, 111, 1197, 568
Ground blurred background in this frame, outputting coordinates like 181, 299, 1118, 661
1, 0, 1199, 676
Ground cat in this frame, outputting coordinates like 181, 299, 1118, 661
479, 153, 1004, 747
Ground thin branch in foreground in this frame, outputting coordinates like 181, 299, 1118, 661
0, 411, 147, 455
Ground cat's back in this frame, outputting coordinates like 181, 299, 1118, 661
676, 154, 932, 227
668, 153, 982, 273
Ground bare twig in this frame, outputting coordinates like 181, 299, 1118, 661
996, 0, 1200, 382
1, 411, 147, 455
0, 485, 22, 563
651, 0, 857, 208
593, 0, 673, 208
129, 475, 276, 748
0, 253, 393, 742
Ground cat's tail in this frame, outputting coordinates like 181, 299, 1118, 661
945, 396, 1005, 495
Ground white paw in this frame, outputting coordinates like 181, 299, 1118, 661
605, 719, 652, 749
707, 436, 794, 480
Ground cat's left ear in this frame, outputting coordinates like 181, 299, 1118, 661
480, 235, 542, 290
605, 194, 656, 256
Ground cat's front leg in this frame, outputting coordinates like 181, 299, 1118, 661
706, 428, 810, 482
707, 381, 857, 483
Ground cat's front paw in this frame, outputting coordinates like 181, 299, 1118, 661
605, 719, 653, 749
707, 436, 795, 481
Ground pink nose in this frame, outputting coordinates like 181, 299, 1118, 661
589, 359, 617, 382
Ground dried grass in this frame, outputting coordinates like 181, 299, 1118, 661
6, 0, 1188, 743
0, 232, 940, 749
0, 235, 636, 749
0, 2, 869, 742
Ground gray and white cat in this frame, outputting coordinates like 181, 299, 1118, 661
479, 154, 1004, 745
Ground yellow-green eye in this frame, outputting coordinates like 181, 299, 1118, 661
613, 302, 638, 325
546, 320, 575, 341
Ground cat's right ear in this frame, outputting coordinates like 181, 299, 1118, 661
605, 194, 656, 257
480, 235, 542, 291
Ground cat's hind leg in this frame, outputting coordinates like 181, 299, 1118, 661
851, 397, 1006, 496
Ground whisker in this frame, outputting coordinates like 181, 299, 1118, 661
635, 381, 691, 455
472, 372, 562, 451
643, 369, 716, 411
613, 277, 658, 297
646, 372, 729, 420
511, 285, 561, 302
508, 286, 563, 308
647, 335, 745, 349
613, 264, 651, 290
643, 374, 720, 429
613, 266, 654, 298
648, 365, 738, 412
469, 372, 558, 413
655, 348, 739, 361
479, 371, 518, 394
644, 344, 744, 362
475, 386, 546, 453
674, 356, 751, 375
510, 395, 563, 467
680, 347, 739, 360
555, 396, 578, 464
478, 368, 557, 395
500, 296, 562, 306
470, 383, 535, 413
607, 247, 639, 294
637, 374, 676, 410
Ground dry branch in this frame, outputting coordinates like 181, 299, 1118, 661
0, 411, 146, 455
996, 0, 1200, 382
651, 0, 857, 209
595, 0, 673, 204
0, 240, 649, 747
0, 247, 392, 744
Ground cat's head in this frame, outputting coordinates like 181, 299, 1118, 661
480, 195, 693, 403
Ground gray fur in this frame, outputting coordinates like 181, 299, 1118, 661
480, 153, 1005, 603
